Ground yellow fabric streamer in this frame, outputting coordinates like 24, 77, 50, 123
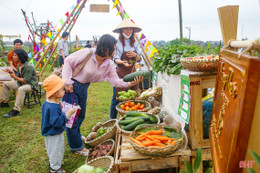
113, 0, 119, 8
46, 31, 52, 38
146, 41, 152, 47
41, 38, 46, 45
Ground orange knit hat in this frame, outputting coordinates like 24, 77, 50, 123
43, 75, 66, 98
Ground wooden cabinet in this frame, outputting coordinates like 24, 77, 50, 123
209, 49, 260, 173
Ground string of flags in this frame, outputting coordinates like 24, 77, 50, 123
110, 0, 158, 58
27, 0, 84, 65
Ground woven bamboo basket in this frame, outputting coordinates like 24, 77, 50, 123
116, 100, 151, 117
137, 87, 162, 101
116, 90, 140, 102
87, 139, 115, 162
116, 114, 160, 136
180, 57, 219, 72
130, 124, 185, 157
73, 156, 114, 173
85, 120, 117, 147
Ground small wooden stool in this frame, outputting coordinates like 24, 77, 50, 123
38, 82, 45, 98
24, 90, 41, 109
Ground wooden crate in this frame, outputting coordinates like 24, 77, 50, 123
114, 133, 191, 173
191, 148, 212, 173
185, 72, 217, 149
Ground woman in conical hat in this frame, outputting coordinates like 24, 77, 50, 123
110, 18, 143, 119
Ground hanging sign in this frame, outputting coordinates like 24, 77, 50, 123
90, 4, 109, 13
178, 72, 191, 123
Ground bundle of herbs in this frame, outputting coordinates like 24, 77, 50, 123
152, 40, 199, 75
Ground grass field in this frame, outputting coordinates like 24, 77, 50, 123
0, 71, 113, 172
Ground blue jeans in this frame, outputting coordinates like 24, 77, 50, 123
64, 79, 90, 151
109, 87, 118, 119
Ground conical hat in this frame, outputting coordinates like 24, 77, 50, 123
113, 18, 142, 33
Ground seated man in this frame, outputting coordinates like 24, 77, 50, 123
7, 39, 23, 74
0, 49, 39, 118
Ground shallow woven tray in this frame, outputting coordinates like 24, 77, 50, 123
116, 114, 160, 136
116, 100, 151, 116
130, 124, 185, 157
85, 120, 117, 147
87, 139, 115, 162
73, 156, 114, 173
180, 57, 219, 72
137, 87, 162, 101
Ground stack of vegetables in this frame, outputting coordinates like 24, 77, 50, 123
130, 129, 177, 148
77, 165, 107, 173
116, 100, 151, 114
88, 140, 113, 161
117, 90, 137, 100
117, 112, 158, 133
85, 123, 111, 142
129, 125, 184, 156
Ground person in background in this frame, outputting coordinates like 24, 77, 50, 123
41, 75, 76, 173
7, 39, 23, 74
58, 32, 69, 67
85, 40, 92, 48
0, 49, 38, 117
109, 18, 143, 119
62, 34, 143, 156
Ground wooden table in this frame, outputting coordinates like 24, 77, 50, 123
114, 132, 191, 173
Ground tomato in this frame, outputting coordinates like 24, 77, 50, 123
136, 103, 141, 107
130, 102, 135, 107
120, 104, 125, 110
136, 105, 140, 109
140, 104, 145, 109
125, 106, 130, 111
131, 106, 137, 111
125, 102, 130, 107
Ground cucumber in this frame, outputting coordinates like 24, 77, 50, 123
123, 70, 151, 82
134, 123, 153, 130
123, 111, 150, 118
149, 114, 158, 123
118, 117, 139, 126
123, 119, 144, 131
138, 116, 150, 121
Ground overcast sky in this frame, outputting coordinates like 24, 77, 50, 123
0, 0, 259, 43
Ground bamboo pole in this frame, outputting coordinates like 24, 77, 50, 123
35, 0, 87, 69
49, 54, 59, 73
111, 0, 152, 69
39, 45, 58, 76
46, 1, 86, 74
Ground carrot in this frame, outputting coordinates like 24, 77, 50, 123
151, 135, 171, 141
167, 138, 173, 143
144, 138, 152, 142
170, 140, 177, 145
147, 129, 163, 135
153, 142, 166, 147
136, 134, 147, 141
130, 137, 144, 146
142, 140, 160, 147
145, 135, 157, 141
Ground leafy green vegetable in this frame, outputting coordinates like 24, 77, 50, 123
97, 127, 108, 137
152, 39, 200, 75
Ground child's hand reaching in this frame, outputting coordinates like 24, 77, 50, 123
66, 107, 76, 119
